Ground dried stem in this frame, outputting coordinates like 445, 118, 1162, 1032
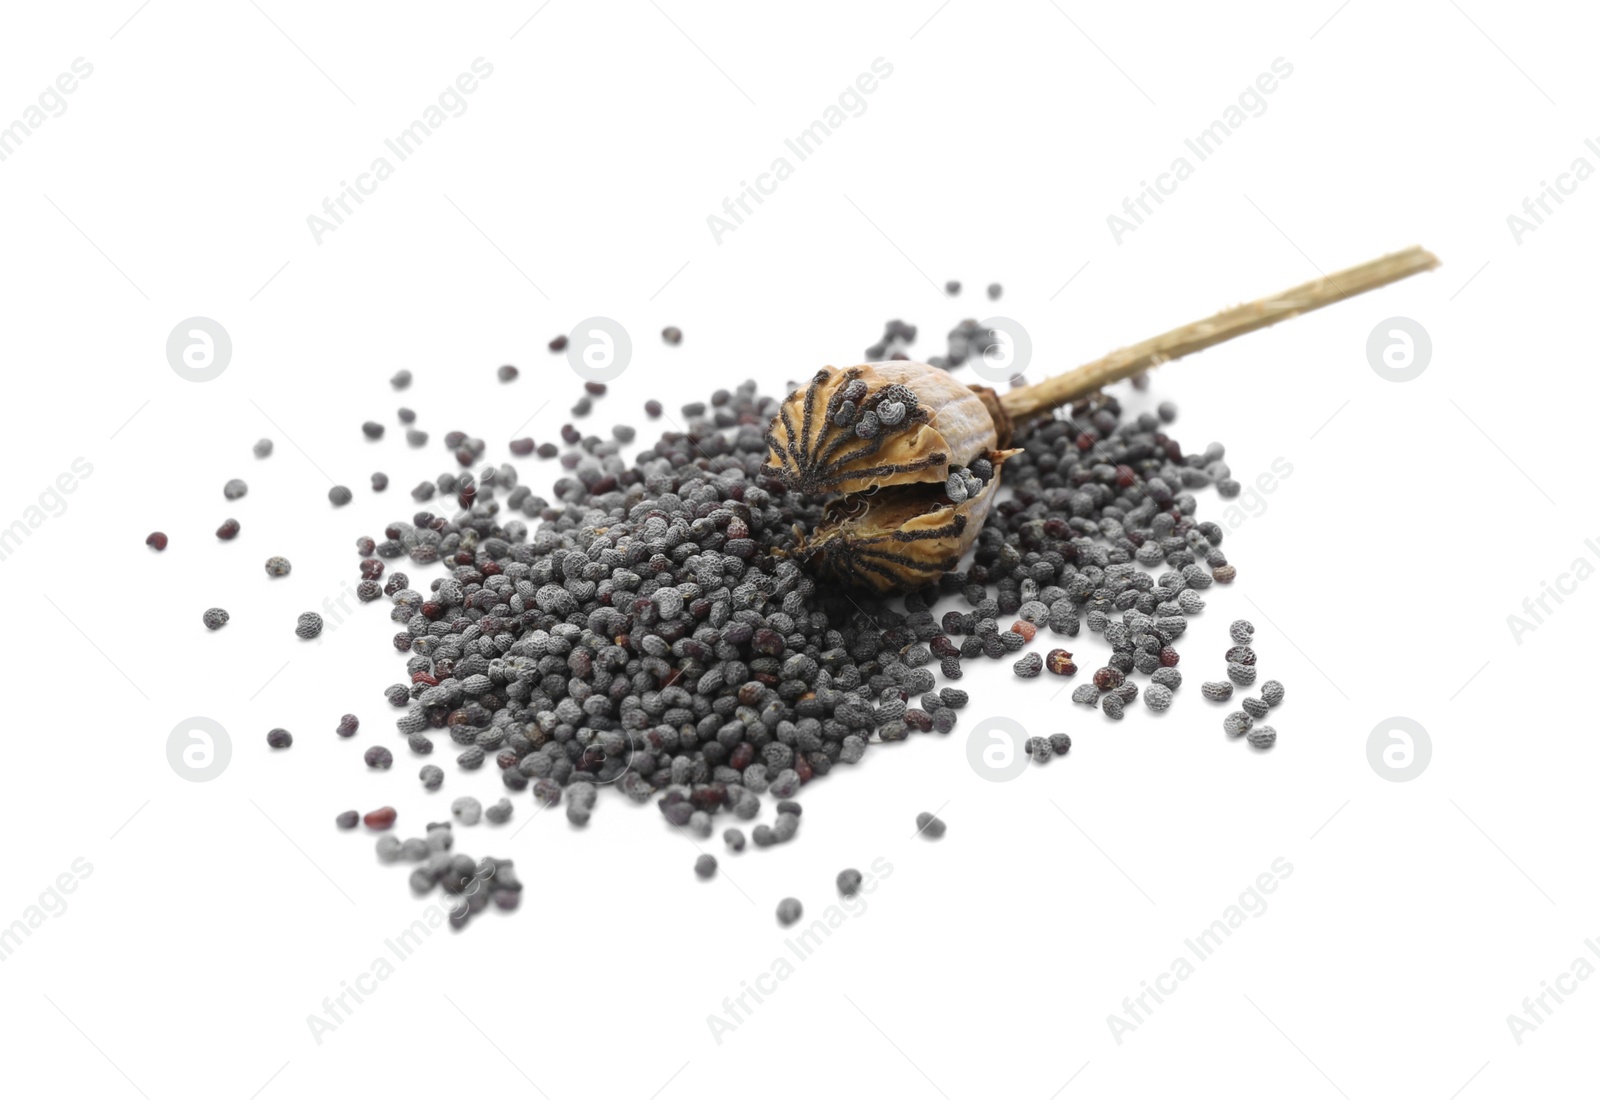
1000, 245, 1440, 425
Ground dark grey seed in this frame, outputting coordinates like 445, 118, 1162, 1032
1071, 683, 1100, 706
202, 607, 229, 630
1150, 667, 1182, 691
724, 828, 746, 852
371, 472, 388, 491
987, 282, 1002, 300
1201, 681, 1233, 702
397, 407, 415, 423
1247, 726, 1277, 749
1260, 680, 1285, 706
264, 555, 291, 577
837, 868, 863, 896
1226, 661, 1257, 686
1143, 684, 1173, 711
1013, 652, 1043, 678
1223, 711, 1252, 737
694, 854, 717, 879
944, 280, 961, 295
662, 326, 683, 346
336, 810, 359, 829
1229, 620, 1255, 645
266, 728, 292, 748
328, 485, 353, 506
364, 745, 393, 769
497, 364, 518, 382
485, 798, 513, 825
295, 612, 323, 639
336, 714, 359, 737
406, 429, 429, 447
223, 478, 248, 500
915, 811, 946, 838
362, 421, 384, 439
420, 765, 444, 789
1049, 733, 1071, 755
391, 369, 412, 390
776, 897, 802, 925
1241, 697, 1269, 719
1102, 693, 1125, 719
253, 438, 273, 458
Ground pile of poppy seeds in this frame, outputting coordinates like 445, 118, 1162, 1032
168, 307, 1287, 928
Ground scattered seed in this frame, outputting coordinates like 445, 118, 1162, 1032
1144, 684, 1173, 711
295, 612, 323, 639
776, 897, 802, 925
915, 811, 946, 838
661, 326, 682, 345
362, 421, 384, 439
1071, 683, 1100, 706
1247, 726, 1277, 749
420, 765, 444, 790
1230, 620, 1255, 645
146, 531, 168, 551
371, 472, 388, 492
328, 486, 353, 506
1260, 680, 1285, 706
365, 746, 394, 769
336, 714, 359, 738
1013, 652, 1043, 678
266, 728, 292, 748
203, 607, 229, 630
452, 796, 483, 825
390, 370, 412, 390
216, 518, 240, 540
336, 810, 359, 829
1201, 681, 1233, 702
223, 478, 247, 500
497, 365, 518, 382
694, 854, 717, 879
254, 438, 273, 458
1223, 711, 1252, 737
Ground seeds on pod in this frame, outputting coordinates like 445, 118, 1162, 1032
1260, 680, 1285, 706
1247, 726, 1277, 750
1201, 680, 1233, 702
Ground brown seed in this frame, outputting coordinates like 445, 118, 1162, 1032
1010, 620, 1037, 642
216, 518, 240, 540
1045, 649, 1077, 676
146, 531, 168, 550
363, 806, 397, 829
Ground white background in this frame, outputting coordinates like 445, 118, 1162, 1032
0, 1, 1593, 1097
